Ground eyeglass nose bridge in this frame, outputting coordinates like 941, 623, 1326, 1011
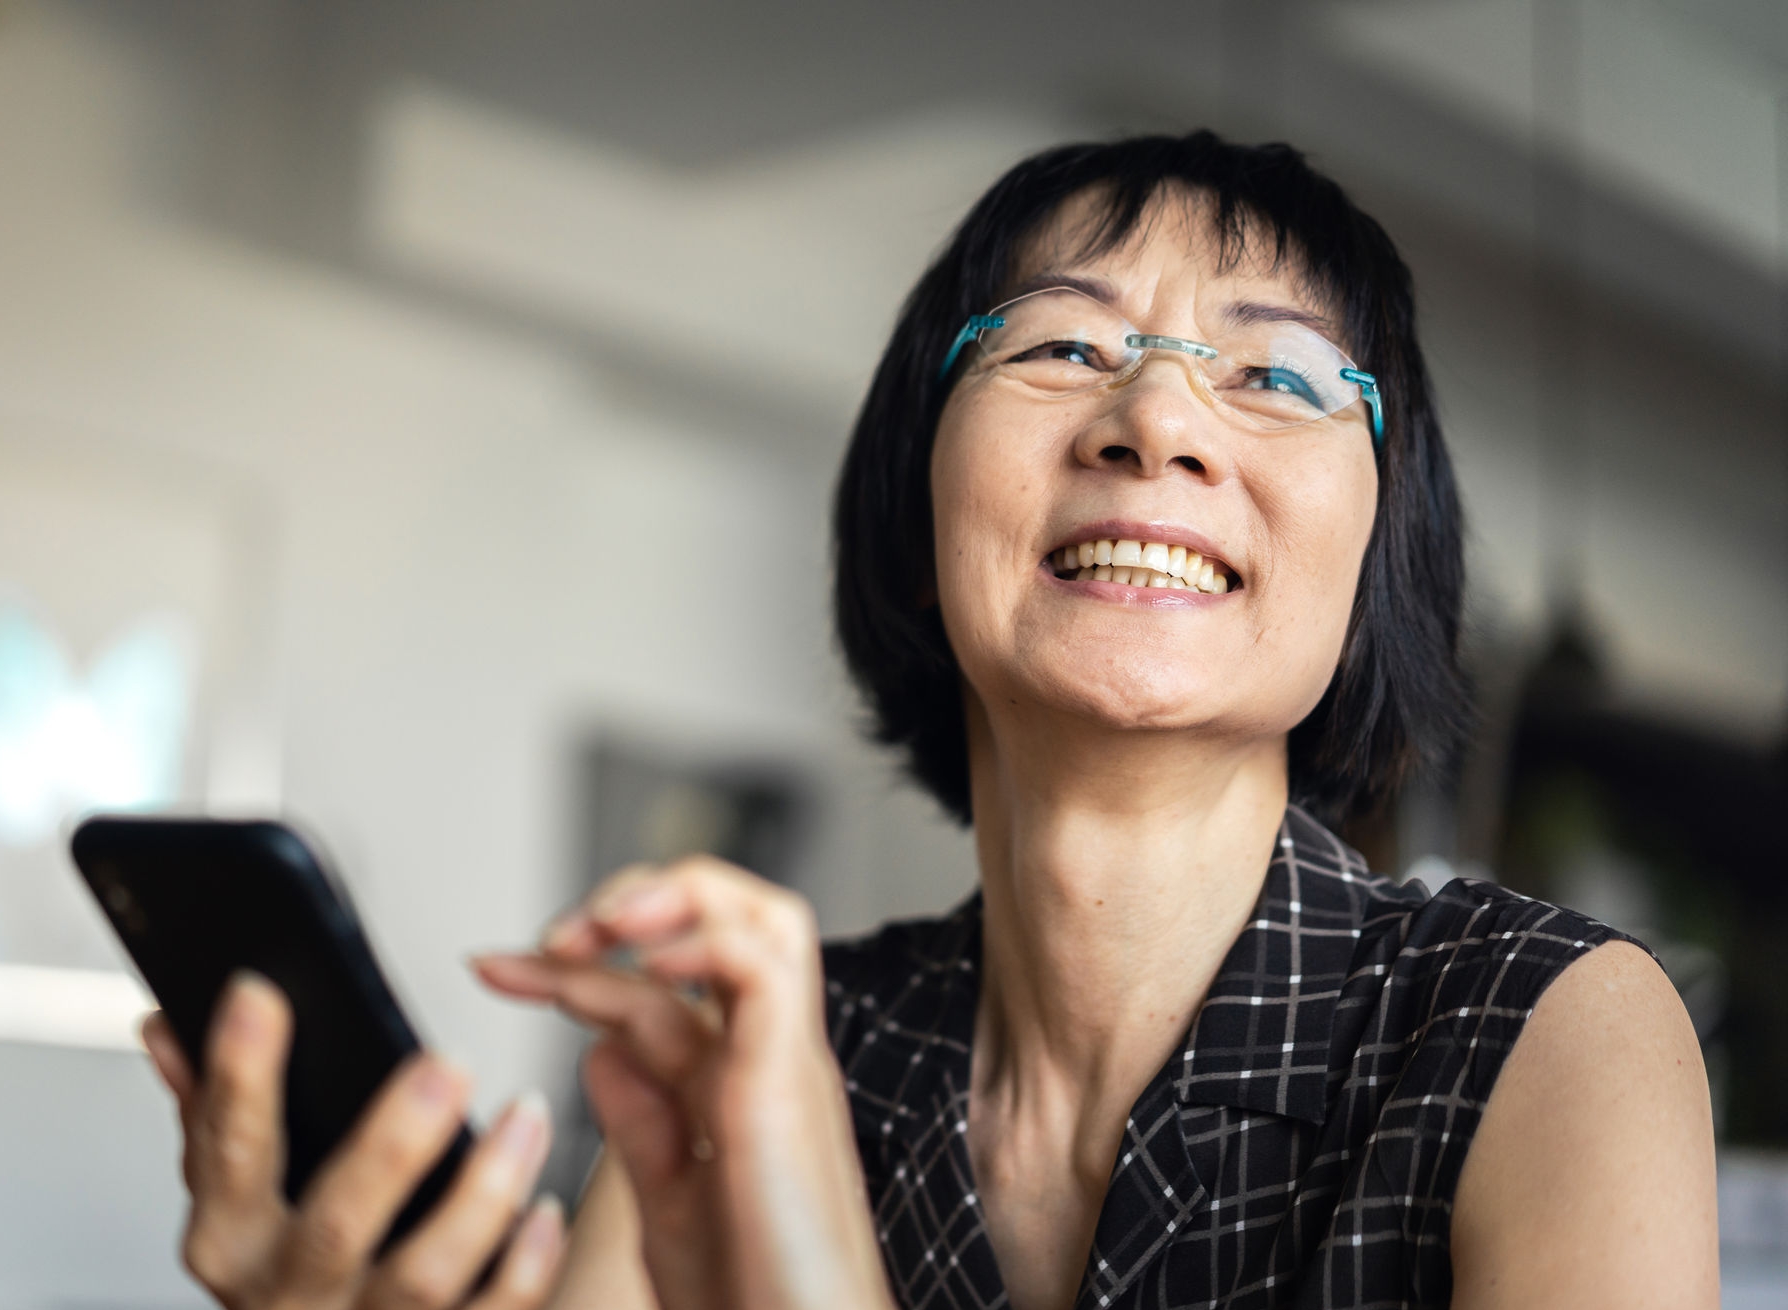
1123, 333, 1219, 360
1110, 334, 1226, 408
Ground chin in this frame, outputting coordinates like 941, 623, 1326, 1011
1024, 659, 1233, 733
986, 639, 1337, 744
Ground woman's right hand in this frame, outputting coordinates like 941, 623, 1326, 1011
477, 859, 896, 1310
140, 972, 568, 1310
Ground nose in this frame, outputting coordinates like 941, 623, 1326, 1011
1070, 356, 1237, 482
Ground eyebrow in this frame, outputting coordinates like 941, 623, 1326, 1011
1219, 300, 1336, 334
1003, 270, 1122, 305
1003, 274, 1336, 338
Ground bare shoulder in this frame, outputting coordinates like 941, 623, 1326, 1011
1450, 940, 1719, 1310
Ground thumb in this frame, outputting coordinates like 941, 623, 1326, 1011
141, 1011, 197, 1106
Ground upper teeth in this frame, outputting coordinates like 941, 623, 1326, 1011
1051, 538, 1234, 594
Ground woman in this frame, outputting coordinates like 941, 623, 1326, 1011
141, 132, 1718, 1309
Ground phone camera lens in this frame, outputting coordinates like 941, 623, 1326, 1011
102, 879, 146, 933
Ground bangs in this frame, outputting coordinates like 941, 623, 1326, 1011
990, 172, 1370, 379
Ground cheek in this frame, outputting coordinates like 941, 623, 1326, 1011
1253, 454, 1378, 681
929, 423, 987, 561
929, 395, 1051, 582
928, 403, 1012, 658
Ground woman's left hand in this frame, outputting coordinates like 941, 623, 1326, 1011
471, 856, 893, 1310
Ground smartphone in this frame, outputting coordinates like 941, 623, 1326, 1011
69, 815, 472, 1252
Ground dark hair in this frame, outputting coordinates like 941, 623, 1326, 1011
832, 130, 1467, 827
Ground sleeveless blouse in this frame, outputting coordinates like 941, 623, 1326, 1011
821, 803, 1655, 1310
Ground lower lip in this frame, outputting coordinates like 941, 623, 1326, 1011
1041, 564, 1237, 607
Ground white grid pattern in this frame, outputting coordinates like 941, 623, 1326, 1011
823, 804, 1656, 1309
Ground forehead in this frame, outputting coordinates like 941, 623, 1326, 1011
1006, 184, 1331, 318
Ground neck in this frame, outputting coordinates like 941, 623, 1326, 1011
965, 688, 1288, 1140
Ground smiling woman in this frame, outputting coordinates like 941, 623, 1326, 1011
141, 130, 1718, 1310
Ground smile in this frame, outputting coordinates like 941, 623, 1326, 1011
1048, 537, 1240, 594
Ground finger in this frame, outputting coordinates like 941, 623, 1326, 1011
549, 856, 774, 958
598, 860, 817, 972
368, 1091, 552, 1310
536, 905, 603, 960
473, 953, 711, 1085
180, 974, 292, 1292
582, 1039, 693, 1190
641, 924, 829, 1060
585, 864, 713, 941
189, 973, 291, 1213
540, 863, 667, 959
141, 1010, 196, 1106
579, 861, 821, 1040
465, 1196, 566, 1310
539, 903, 620, 961
469, 950, 564, 1003
278, 1054, 469, 1299
142, 1011, 204, 1192
569, 864, 815, 1016
637, 918, 791, 996
539, 858, 782, 967
636, 906, 823, 1031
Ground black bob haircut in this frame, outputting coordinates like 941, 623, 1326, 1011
832, 129, 1467, 828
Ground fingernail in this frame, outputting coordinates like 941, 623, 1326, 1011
411, 1056, 466, 1106
510, 1195, 564, 1287
597, 882, 673, 921
541, 912, 591, 952
224, 971, 276, 1036
525, 1193, 564, 1243
229, 968, 275, 996
495, 1088, 549, 1159
140, 1020, 179, 1080
141, 1018, 170, 1057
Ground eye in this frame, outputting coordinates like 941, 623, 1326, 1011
1241, 365, 1323, 407
1012, 339, 1106, 370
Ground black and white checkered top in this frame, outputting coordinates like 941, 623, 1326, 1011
822, 802, 1654, 1310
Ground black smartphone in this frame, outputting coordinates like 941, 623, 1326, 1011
69, 815, 473, 1252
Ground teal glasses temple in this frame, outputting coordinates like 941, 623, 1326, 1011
1338, 368, 1384, 452
938, 315, 1005, 378
937, 316, 1386, 454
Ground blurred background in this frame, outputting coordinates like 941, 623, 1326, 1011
0, 0, 1782, 1304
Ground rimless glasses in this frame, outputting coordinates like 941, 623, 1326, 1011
939, 286, 1384, 452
